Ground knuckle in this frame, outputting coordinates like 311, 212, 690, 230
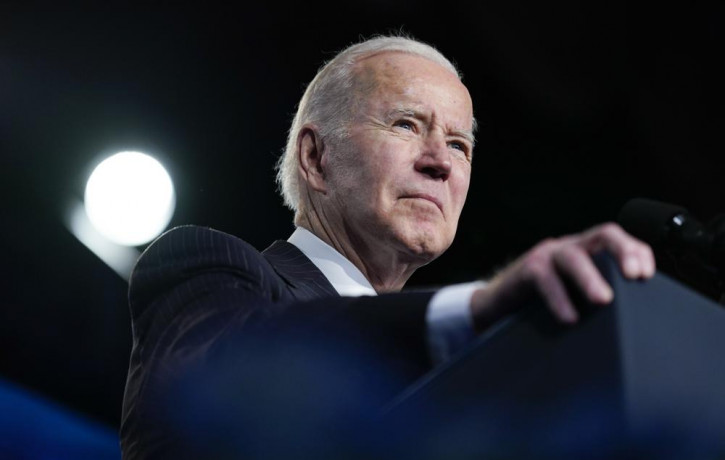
618, 241, 639, 256
522, 256, 549, 282
598, 222, 624, 239
630, 239, 653, 258
600, 221, 622, 233
556, 243, 579, 258
534, 237, 558, 254
636, 243, 656, 265
643, 244, 655, 259
554, 244, 585, 267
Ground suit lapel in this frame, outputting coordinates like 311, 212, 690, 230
262, 240, 338, 301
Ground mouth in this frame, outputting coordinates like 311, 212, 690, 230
402, 194, 443, 214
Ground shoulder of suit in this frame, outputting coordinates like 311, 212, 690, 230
129, 225, 273, 307
136, 225, 261, 268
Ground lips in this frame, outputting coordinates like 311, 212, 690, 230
403, 193, 443, 213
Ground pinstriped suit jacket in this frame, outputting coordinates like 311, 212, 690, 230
120, 225, 434, 459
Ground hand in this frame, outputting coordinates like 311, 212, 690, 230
470, 222, 655, 332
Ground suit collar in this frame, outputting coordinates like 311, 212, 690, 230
262, 240, 338, 300
287, 227, 377, 297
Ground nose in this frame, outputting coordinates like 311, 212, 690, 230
415, 131, 452, 180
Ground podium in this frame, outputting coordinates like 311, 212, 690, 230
383, 255, 725, 458
128, 255, 725, 458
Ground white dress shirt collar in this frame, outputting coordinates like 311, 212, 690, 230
287, 227, 377, 297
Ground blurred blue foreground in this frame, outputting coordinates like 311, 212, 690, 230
0, 378, 120, 459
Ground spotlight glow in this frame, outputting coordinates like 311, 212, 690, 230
84, 151, 175, 246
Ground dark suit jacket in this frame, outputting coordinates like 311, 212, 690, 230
120, 225, 435, 459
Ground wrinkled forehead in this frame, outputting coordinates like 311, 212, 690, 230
351, 52, 474, 128
352, 51, 463, 93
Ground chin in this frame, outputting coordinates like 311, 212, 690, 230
399, 229, 451, 263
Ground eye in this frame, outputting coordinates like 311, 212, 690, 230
448, 141, 464, 151
393, 119, 415, 131
448, 141, 471, 160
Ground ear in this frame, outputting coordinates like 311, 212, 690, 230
297, 125, 327, 193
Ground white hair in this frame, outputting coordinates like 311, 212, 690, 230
275, 35, 463, 213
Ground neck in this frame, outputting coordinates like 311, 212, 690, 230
296, 212, 423, 293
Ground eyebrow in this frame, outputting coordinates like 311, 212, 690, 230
385, 108, 418, 122
386, 107, 476, 146
451, 128, 476, 147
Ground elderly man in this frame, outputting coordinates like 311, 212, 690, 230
120, 35, 654, 458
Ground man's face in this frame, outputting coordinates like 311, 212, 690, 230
322, 52, 474, 264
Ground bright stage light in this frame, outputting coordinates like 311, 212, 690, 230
84, 151, 175, 246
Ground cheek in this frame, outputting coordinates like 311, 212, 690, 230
357, 145, 406, 197
329, 159, 389, 211
333, 133, 414, 208
451, 168, 471, 207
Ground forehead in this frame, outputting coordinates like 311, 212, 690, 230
353, 52, 473, 125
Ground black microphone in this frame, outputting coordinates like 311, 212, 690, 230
618, 198, 725, 304
616, 198, 713, 260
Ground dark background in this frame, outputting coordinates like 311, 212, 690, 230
1, 1, 723, 432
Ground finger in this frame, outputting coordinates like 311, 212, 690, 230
553, 244, 614, 305
639, 243, 657, 277
580, 223, 656, 279
529, 261, 580, 324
